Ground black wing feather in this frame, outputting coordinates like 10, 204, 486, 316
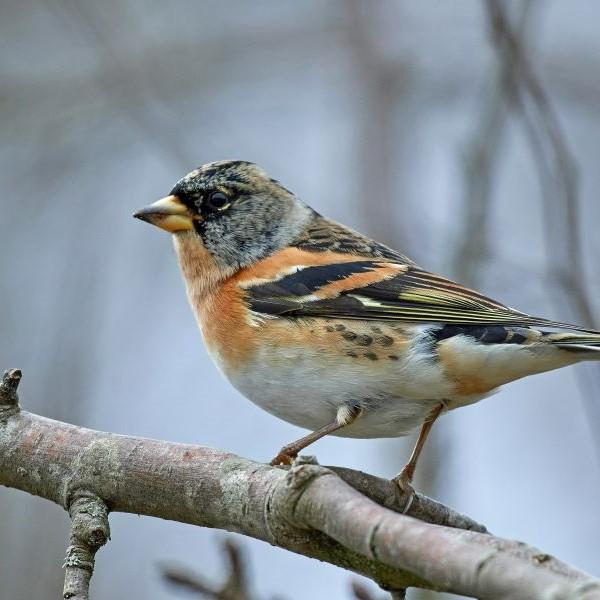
246, 261, 599, 333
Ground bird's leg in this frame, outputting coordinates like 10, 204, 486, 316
269, 423, 341, 466
270, 404, 362, 466
393, 402, 445, 493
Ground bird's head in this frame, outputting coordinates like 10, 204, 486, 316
134, 160, 313, 269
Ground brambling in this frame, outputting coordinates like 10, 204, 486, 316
134, 160, 600, 491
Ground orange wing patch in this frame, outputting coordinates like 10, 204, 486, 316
235, 247, 397, 287
313, 263, 405, 299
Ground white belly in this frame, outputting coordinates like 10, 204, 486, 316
199, 307, 578, 438
220, 328, 455, 438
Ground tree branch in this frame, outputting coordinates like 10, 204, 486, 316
62, 492, 110, 600
1, 369, 599, 599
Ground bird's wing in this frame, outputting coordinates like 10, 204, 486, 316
242, 257, 597, 332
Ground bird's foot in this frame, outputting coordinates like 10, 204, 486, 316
392, 472, 414, 494
392, 469, 416, 513
269, 450, 297, 466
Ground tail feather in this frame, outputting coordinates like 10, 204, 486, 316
554, 345, 600, 353
548, 332, 600, 356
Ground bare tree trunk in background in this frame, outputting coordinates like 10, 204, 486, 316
485, 0, 600, 461
344, 0, 410, 248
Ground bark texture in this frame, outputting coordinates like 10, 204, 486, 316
62, 492, 110, 600
1, 370, 599, 599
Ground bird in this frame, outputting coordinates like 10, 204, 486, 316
134, 160, 600, 492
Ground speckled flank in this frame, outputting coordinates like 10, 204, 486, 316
320, 320, 412, 361
198, 297, 416, 389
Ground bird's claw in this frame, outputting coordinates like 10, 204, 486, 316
393, 473, 414, 494
269, 451, 297, 466
392, 470, 416, 513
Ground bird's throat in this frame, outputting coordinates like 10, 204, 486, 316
172, 231, 236, 310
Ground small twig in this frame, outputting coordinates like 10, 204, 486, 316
163, 569, 220, 597
0, 368, 22, 414
351, 580, 406, 600
351, 580, 382, 600
63, 491, 110, 600
163, 539, 252, 600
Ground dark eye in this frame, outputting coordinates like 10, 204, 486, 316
206, 191, 231, 211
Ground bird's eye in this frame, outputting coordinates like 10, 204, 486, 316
206, 191, 231, 211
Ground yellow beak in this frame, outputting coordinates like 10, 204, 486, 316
133, 195, 195, 232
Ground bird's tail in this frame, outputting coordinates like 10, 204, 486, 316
548, 331, 600, 357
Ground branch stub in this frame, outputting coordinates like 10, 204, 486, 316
0, 368, 22, 408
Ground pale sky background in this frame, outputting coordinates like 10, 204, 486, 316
1, 1, 600, 599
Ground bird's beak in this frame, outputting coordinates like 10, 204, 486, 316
133, 195, 195, 232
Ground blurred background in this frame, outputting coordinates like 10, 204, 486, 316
1, 1, 600, 598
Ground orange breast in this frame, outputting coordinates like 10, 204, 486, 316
197, 281, 258, 372
193, 246, 407, 375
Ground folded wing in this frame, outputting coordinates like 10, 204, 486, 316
245, 259, 598, 333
